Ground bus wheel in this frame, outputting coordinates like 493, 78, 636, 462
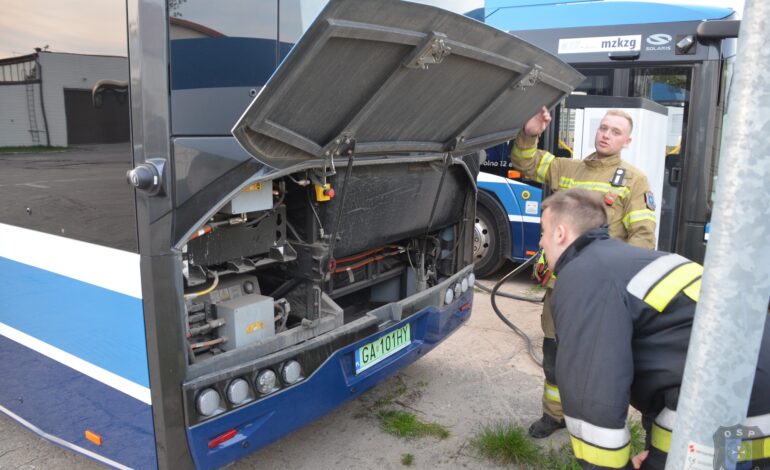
474, 191, 511, 278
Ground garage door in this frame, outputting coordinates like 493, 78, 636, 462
64, 88, 130, 144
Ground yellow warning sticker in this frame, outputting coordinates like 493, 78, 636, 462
246, 321, 264, 334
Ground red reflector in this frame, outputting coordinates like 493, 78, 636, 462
459, 302, 472, 311
525, 250, 537, 256
208, 429, 237, 449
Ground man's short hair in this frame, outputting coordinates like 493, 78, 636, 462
541, 189, 608, 234
605, 109, 634, 135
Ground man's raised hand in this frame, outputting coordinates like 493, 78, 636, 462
523, 106, 551, 137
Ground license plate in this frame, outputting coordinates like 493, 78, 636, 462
354, 324, 411, 374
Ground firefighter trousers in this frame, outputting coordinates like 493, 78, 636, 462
541, 289, 563, 421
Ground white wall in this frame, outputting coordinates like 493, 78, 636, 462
0, 83, 43, 146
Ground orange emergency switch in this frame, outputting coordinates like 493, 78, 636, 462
507, 170, 521, 179
315, 183, 334, 201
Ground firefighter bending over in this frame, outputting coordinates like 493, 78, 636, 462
511, 106, 657, 437
540, 189, 769, 470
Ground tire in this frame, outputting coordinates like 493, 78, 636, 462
473, 190, 511, 278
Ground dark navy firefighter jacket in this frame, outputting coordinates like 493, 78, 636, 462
550, 227, 770, 470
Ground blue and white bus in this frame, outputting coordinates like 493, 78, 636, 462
472, 0, 739, 276
0, 0, 580, 468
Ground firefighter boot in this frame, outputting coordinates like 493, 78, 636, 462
528, 414, 566, 438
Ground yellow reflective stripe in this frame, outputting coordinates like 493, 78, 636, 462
544, 382, 561, 403
644, 262, 703, 312
570, 437, 631, 469
683, 278, 701, 302
512, 145, 537, 159
738, 435, 770, 462
627, 254, 689, 301
536, 152, 556, 183
651, 423, 672, 453
622, 209, 657, 229
558, 177, 630, 198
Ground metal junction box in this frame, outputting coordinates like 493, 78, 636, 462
216, 294, 275, 351
222, 181, 273, 214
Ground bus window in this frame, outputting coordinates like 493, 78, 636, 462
575, 68, 614, 95
629, 67, 690, 152
0, 0, 135, 252
168, 0, 289, 137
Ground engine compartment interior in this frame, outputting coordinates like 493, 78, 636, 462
181, 159, 475, 369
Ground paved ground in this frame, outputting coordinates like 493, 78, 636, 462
0, 264, 569, 469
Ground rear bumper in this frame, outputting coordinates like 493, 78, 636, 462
186, 288, 473, 469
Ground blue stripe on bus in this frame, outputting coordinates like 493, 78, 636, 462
477, 179, 543, 262
170, 37, 294, 90
485, 2, 733, 31
0, 257, 149, 388
0, 334, 156, 469
187, 292, 473, 470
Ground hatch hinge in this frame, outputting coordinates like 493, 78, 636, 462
514, 66, 542, 91
405, 32, 452, 70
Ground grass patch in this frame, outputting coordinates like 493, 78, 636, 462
377, 410, 450, 440
0, 146, 65, 154
472, 420, 646, 469
540, 443, 582, 470
401, 453, 414, 466
471, 423, 541, 466
630, 420, 647, 455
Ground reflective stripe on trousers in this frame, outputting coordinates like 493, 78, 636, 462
651, 408, 770, 463
565, 416, 631, 468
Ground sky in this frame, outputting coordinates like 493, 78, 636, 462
0, 0, 746, 60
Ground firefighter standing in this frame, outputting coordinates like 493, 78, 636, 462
539, 189, 769, 470
511, 106, 657, 437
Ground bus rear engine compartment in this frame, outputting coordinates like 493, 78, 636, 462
181, 160, 473, 367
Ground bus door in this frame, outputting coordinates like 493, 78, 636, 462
628, 66, 691, 254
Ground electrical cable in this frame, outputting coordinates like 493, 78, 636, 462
485, 252, 543, 366
184, 271, 220, 300
475, 279, 545, 304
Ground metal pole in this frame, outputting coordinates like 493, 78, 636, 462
666, 1, 770, 468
